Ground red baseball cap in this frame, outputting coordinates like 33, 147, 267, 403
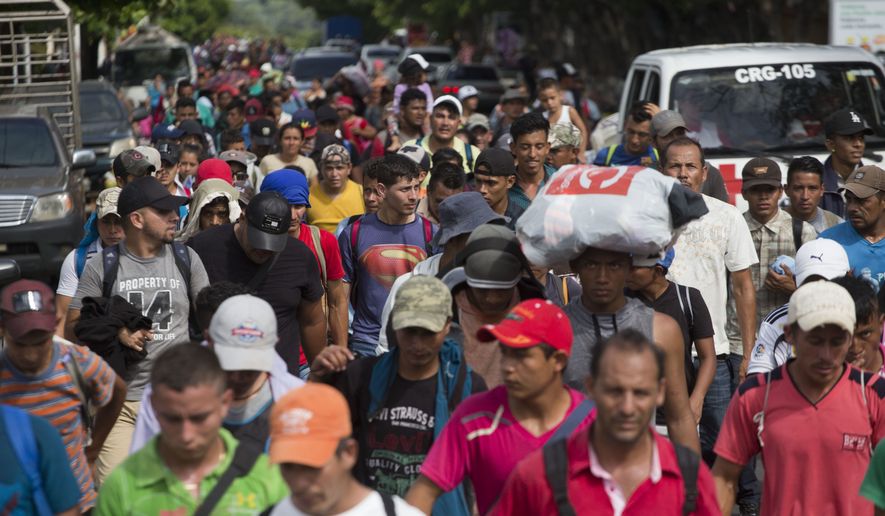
336, 95, 355, 111
0, 280, 56, 340
195, 158, 233, 189
477, 299, 573, 355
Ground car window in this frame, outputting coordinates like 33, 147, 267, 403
0, 119, 59, 167
367, 48, 400, 59
446, 66, 499, 81
81, 91, 126, 123
625, 68, 647, 107
292, 55, 358, 80
414, 51, 452, 63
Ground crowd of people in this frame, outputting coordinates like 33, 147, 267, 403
1, 45, 885, 516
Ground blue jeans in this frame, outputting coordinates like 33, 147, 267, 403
697, 353, 760, 507
297, 363, 310, 381
348, 335, 379, 358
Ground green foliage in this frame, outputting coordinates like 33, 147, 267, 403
215, 0, 321, 48
157, 0, 231, 43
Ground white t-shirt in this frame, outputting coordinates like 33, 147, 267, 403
668, 194, 759, 355
256, 153, 319, 190
56, 239, 102, 297
268, 491, 424, 516
746, 303, 792, 374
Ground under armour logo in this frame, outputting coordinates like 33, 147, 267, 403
851, 112, 862, 123
810, 253, 823, 262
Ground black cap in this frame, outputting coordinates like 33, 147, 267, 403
178, 119, 204, 136
397, 54, 437, 75
245, 191, 291, 252
156, 141, 180, 165
112, 149, 155, 178
316, 104, 339, 124
250, 118, 277, 146
118, 176, 189, 218
825, 108, 874, 137
474, 148, 516, 176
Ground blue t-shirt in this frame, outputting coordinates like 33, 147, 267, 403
338, 213, 437, 355
0, 410, 81, 515
593, 144, 658, 167
820, 222, 885, 290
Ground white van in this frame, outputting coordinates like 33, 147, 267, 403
607, 43, 885, 207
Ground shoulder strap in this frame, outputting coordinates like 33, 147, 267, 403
193, 440, 263, 516
308, 225, 327, 284
652, 147, 660, 162
465, 143, 474, 170
549, 399, 593, 443
792, 216, 804, 253
673, 443, 700, 515
61, 346, 94, 436
543, 438, 575, 516
604, 145, 617, 166
171, 242, 193, 297
75, 246, 88, 278
1, 406, 54, 516
416, 136, 423, 146
447, 361, 469, 414
101, 243, 122, 299
676, 284, 694, 330
349, 217, 363, 301
420, 215, 433, 255
380, 492, 397, 516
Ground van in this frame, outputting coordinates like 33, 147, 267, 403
613, 43, 885, 206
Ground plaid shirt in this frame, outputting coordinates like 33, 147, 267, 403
726, 209, 817, 350
508, 163, 556, 213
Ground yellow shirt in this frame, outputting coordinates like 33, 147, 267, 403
255, 153, 319, 189
308, 180, 365, 232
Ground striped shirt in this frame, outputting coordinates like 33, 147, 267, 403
0, 337, 116, 511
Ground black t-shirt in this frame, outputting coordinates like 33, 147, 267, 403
187, 224, 324, 372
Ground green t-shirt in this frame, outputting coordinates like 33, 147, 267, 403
95, 428, 287, 515
863, 440, 885, 508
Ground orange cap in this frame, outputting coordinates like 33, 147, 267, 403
268, 383, 352, 467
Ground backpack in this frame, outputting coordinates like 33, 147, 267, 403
1, 405, 53, 516
75, 245, 90, 278
674, 283, 698, 391
307, 224, 328, 285
61, 344, 95, 445
543, 437, 700, 516
101, 242, 192, 299
791, 217, 805, 253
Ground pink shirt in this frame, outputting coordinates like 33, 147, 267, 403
419, 385, 589, 515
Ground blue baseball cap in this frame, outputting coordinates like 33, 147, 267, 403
657, 248, 676, 272
260, 169, 311, 207
151, 123, 185, 142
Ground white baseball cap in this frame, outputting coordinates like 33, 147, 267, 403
787, 281, 856, 333
209, 294, 278, 372
458, 85, 479, 101
794, 239, 851, 286
134, 145, 162, 172
433, 95, 463, 117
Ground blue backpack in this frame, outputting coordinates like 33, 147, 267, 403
1, 405, 53, 516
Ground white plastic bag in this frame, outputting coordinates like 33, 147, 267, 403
516, 165, 708, 267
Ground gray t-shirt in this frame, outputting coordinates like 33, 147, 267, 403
563, 297, 655, 392
71, 244, 210, 400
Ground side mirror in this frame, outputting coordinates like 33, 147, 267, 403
72, 149, 96, 169
131, 106, 149, 122
0, 259, 21, 287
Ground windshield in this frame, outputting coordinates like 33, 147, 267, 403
292, 55, 358, 81
80, 91, 126, 123
0, 119, 59, 167
447, 66, 499, 81
669, 61, 885, 153
113, 47, 191, 87
413, 51, 451, 63
367, 48, 400, 59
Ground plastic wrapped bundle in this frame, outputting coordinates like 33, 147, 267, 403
516, 165, 709, 267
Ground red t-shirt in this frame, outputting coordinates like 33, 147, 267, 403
420, 385, 589, 515
715, 363, 885, 515
490, 425, 720, 515
296, 224, 344, 366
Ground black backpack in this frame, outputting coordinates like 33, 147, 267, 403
543, 439, 700, 515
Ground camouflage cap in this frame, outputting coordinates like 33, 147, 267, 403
548, 123, 581, 149
391, 275, 453, 333
321, 144, 351, 165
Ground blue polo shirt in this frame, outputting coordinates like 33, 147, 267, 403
820, 222, 885, 290
593, 144, 659, 167
509, 164, 557, 213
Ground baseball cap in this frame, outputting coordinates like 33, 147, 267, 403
794, 238, 851, 286
209, 295, 277, 372
292, 109, 318, 138
474, 148, 516, 177
134, 145, 162, 172
321, 144, 351, 165
335, 96, 356, 112
548, 123, 581, 149
315, 105, 339, 125
244, 98, 264, 124
117, 176, 189, 218
464, 224, 524, 289
218, 150, 255, 170
195, 158, 234, 188
398, 54, 437, 75
269, 383, 352, 467
476, 299, 573, 354
178, 119, 204, 137
260, 169, 311, 207
842, 165, 885, 199
391, 275, 453, 333
500, 88, 529, 104
112, 149, 155, 179
433, 95, 463, 117
651, 110, 688, 137
825, 108, 874, 137
458, 85, 479, 101
96, 187, 122, 219
657, 248, 676, 273
250, 119, 277, 147
787, 281, 856, 333
432, 192, 506, 247
397, 145, 430, 171
245, 191, 292, 252
466, 113, 490, 132
0, 280, 56, 340
741, 158, 782, 189
151, 123, 185, 142
156, 141, 179, 165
